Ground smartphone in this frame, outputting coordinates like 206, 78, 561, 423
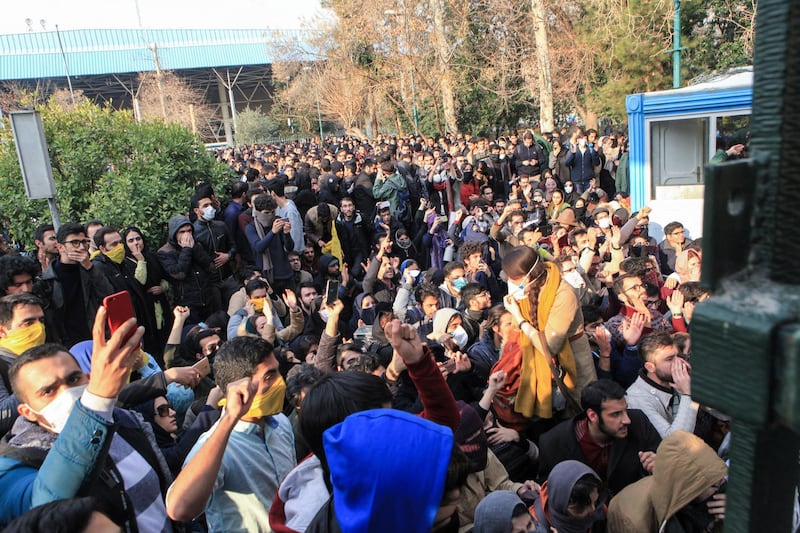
193, 357, 211, 378
438, 215, 449, 225
443, 358, 457, 373
103, 291, 138, 345
325, 280, 340, 305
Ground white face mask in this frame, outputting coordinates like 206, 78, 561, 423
407, 269, 420, 278
30, 385, 87, 433
201, 206, 217, 221
563, 270, 585, 289
597, 218, 611, 229
506, 258, 540, 300
451, 326, 469, 349
564, 186, 573, 193
507, 279, 528, 301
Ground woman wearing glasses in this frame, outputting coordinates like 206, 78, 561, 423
135, 390, 222, 476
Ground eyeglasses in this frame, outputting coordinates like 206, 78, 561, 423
156, 403, 174, 417
670, 230, 685, 236
623, 283, 644, 293
62, 239, 91, 248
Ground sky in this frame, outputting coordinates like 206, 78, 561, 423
1, 0, 333, 34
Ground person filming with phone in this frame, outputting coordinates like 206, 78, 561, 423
0, 307, 180, 531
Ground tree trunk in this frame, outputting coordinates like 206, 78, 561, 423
574, 103, 599, 131
430, 0, 459, 134
531, 0, 554, 133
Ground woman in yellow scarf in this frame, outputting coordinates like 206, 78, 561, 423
491, 246, 596, 435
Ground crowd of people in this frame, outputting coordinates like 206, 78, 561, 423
0, 127, 734, 533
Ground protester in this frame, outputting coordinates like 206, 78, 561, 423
0, 129, 727, 532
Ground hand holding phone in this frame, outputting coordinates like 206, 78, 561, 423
193, 357, 211, 378
325, 280, 340, 306
103, 291, 139, 347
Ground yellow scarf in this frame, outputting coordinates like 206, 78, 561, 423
0, 322, 46, 356
514, 262, 577, 419
219, 377, 286, 419
321, 222, 344, 264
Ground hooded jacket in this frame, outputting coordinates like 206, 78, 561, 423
607, 430, 727, 533
531, 460, 605, 533
312, 409, 454, 533
473, 491, 530, 533
157, 216, 214, 308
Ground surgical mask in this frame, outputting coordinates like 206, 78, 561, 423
407, 269, 420, 279
220, 377, 286, 419
30, 385, 87, 434
452, 277, 468, 293
598, 218, 611, 229
201, 206, 217, 221
451, 326, 469, 349
0, 321, 46, 356
563, 270, 585, 289
104, 243, 126, 264
506, 257, 540, 300
564, 186, 573, 193
507, 279, 529, 301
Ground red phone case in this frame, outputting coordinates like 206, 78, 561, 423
103, 291, 137, 340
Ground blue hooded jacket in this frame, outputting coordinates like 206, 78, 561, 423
323, 409, 454, 533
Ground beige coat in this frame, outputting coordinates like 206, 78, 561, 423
607, 430, 727, 532
457, 450, 524, 533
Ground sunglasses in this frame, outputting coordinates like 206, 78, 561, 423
156, 403, 175, 417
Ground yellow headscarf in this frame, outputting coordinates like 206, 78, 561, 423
514, 262, 578, 419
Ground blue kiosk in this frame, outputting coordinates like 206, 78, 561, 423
625, 67, 752, 240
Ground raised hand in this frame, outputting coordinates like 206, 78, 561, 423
222, 377, 258, 421
666, 289, 684, 316
88, 306, 145, 399
594, 325, 612, 357
173, 305, 190, 322
452, 351, 472, 373
487, 370, 507, 393
622, 312, 648, 347
384, 319, 425, 366
282, 289, 298, 311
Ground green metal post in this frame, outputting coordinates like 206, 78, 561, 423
692, 1, 800, 531
672, 0, 682, 88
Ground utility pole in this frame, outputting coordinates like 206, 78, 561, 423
150, 43, 167, 118
54, 25, 76, 105
672, 0, 682, 88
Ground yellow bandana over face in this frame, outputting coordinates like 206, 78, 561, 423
104, 244, 126, 264
0, 321, 46, 356
219, 376, 286, 419
250, 297, 266, 313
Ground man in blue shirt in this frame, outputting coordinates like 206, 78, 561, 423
166, 336, 295, 532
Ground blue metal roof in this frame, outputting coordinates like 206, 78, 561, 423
0, 28, 315, 80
